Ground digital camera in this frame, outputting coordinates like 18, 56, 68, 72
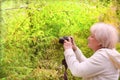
59, 36, 70, 44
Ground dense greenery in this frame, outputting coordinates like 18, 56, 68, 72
1, 0, 120, 80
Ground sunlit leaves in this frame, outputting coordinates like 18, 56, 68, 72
1, 0, 119, 80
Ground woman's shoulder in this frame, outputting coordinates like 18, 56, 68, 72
92, 48, 113, 59
93, 48, 120, 60
96, 48, 119, 54
95, 48, 110, 55
96, 48, 120, 69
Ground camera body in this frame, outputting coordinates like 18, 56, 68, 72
59, 36, 69, 44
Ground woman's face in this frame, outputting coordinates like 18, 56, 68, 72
87, 33, 101, 51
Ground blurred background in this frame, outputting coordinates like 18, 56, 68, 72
0, 0, 120, 80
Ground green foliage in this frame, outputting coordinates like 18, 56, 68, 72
1, 0, 120, 80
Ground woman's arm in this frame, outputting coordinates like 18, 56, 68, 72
74, 47, 87, 62
64, 49, 106, 78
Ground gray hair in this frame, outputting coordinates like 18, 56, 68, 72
90, 22, 118, 49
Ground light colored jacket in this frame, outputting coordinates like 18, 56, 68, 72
64, 48, 120, 80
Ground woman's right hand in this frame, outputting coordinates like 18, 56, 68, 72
63, 38, 72, 50
63, 36, 77, 51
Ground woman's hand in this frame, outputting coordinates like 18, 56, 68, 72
63, 37, 77, 51
63, 37, 72, 50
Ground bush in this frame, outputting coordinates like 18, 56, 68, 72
1, 0, 119, 80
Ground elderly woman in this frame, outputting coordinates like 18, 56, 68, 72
63, 23, 120, 80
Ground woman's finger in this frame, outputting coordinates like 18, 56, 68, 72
68, 37, 71, 42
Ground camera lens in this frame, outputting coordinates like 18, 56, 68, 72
59, 37, 65, 44
59, 36, 69, 44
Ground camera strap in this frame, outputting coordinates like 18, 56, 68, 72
62, 58, 68, 80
